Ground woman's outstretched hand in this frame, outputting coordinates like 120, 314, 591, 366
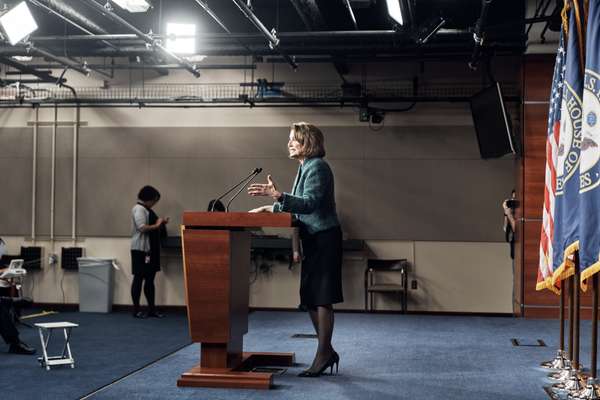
249, 205, 274, 213
247, 175, 281, 201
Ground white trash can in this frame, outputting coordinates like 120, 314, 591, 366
77, 258, 114, 313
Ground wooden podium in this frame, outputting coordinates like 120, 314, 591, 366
177, 211, 295, 389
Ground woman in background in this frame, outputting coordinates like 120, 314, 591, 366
131, 185, 169, 319
248, 122, 343, 377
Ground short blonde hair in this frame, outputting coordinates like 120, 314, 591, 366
291, 122, 326, 158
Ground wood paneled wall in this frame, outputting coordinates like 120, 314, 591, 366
519, 55, 596, 318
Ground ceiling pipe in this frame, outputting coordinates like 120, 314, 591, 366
27, 0, 120, 78
27, 0, 118, 50
191, 0, 255, 56
0, 37, 525, 57
230, 0, 298, 70
0, 56, 65, 83
288, 0, 326, 30
0, 78, 57, 84
231, 0, 279, 46
30, 0, 108, 34
29, 30, 472, 43
27, 1, 169, 77
80, 0, 200, 77
28, 1, 168, 76
26, 43, 91, 76
21, 63, 256, 70
31, 34, 140, 41
468, 0, 494, 70
0, 42, 525, 58
0, 93, 522, 108
343, 0, 358, 30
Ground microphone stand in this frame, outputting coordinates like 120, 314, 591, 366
209, 168, 261, 211
226, 169, 262, 212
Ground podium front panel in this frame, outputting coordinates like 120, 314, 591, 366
182, 229, 250, 343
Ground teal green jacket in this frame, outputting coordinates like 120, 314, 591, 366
273, 157, 340, 234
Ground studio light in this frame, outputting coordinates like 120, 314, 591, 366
166, 23, 196, 55
111, 0, 152, 13
0, 1, 38, 46
385, 0, 404, 26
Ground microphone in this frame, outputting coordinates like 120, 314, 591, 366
225, 168, 262, 212
208, 168, 262, 212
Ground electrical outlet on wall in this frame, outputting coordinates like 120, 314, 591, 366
411, 280, 418, 290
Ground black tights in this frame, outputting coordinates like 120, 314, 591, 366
0, 299, 19, 345
307, 305, 335, 372
131, 271, 157, 313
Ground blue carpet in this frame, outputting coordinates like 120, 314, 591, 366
86, 312, 579, 400
0, 310, 190, 400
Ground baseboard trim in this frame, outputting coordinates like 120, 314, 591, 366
250, 307, 515, 317
29, 303, 514, 318
30, 303, 188, 314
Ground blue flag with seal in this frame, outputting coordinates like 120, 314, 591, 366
552, 1, 585, 285
579, 0, 600, 291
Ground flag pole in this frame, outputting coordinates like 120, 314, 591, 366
574, 261, 581, 372
592, 273, 598, 379
561, 284, 565, 353
541, 288, 568, 370
570, 275, 576, 362
556, 272, 584, 394
577, 274, 600, 400
550, 277, 576, 383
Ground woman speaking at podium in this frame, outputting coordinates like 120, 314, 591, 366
248, 122, 342, 378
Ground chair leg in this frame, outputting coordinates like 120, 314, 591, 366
38, 328, 50, 371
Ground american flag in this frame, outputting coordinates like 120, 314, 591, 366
537, 32, 566, 293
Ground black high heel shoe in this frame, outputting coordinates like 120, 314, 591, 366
298, 352, 340, 377
331, 351, 340, 375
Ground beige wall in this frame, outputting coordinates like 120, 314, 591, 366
1, 235, 512, 313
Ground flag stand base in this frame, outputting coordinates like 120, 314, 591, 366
542, 350, 568, 370
552, 368, 584, 395
549, 360, 573, 380
569, 378, 600, 400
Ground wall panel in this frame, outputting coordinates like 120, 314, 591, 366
73, 125, 516, 241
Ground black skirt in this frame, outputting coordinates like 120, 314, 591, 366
131, 250, 154, 276
299, 226, 344, 307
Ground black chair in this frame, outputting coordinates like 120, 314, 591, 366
364, 259, 409, 313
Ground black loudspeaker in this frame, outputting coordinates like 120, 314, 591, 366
470, 82, 519, 159
20, 246, 42, 270
61, 247, 83, 270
